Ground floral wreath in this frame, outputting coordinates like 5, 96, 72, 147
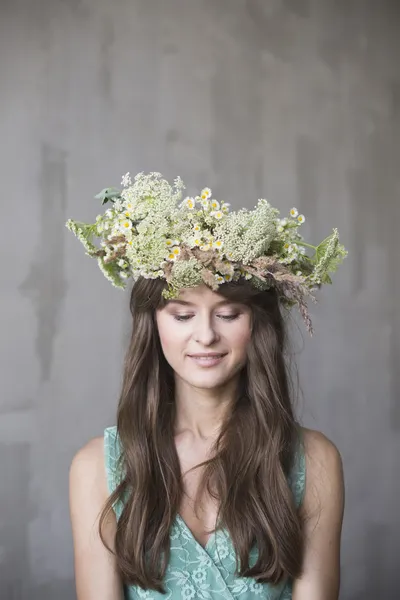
66, 171, 347, 335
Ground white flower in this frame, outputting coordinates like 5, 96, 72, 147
212, 239, 224, 250
297, 214, 305, 224
200, 199, 210, 210
210, 199, 220, 210
118, 259, 125, 267
167, 246, 181, 261
121, 172, 132, 187
211, 210, 224, 220
182, 196, 196, 210
119, 219, 132, 232
200, 187, 212, 200
105, 209, 114, 218
119, 271, 129, 279
277, 225, 284, 233
290, 207, 298, 218
279, 218, 288, 226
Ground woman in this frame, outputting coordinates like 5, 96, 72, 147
68, 172, 346, 599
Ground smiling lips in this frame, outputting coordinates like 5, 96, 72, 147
188, 353, 226, 357
187, 353, 227, 367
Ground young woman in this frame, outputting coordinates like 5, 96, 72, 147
67, 172, 345, 599
69, 278, 344, 600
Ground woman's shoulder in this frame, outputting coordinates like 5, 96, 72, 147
299, 426, 342, 467
69, 427, 119, 482
69, 434, 111, 522
69, 435, 107, 491
298, 426, 344, 515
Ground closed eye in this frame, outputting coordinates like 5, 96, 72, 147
173, 314, 240, 322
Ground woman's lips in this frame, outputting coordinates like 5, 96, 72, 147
188, 354, 227, 367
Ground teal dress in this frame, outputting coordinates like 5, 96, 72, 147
104, 426, 306, 600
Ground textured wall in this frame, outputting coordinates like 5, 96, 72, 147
1, 0, 399, 598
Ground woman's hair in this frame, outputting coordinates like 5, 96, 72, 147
99, 276, 304, 592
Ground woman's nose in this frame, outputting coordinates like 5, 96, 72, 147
193, 317, 219, 345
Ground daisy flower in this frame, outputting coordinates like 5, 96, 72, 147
200, 187, 212, 200
182, 196, 196, 210
120, 219, 132, 231
290, 207, 298, 218
297, 214, 305, 224
213, 239, 224, 250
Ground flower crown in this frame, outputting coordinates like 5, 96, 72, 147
66, 171, 347, 335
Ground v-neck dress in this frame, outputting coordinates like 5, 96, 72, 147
104, 426, 306, 600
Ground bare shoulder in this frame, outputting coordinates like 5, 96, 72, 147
69, 436, 108, 503
299, 427, 345, 516
300, 427, 343, 470
69, 437, 122, 596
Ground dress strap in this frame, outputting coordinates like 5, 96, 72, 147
288, 426, 307, 508
103, 425, 125, 519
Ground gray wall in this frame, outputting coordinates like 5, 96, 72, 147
1, 0, 399, 598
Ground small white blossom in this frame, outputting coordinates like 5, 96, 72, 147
200, 187, 212, 200
297, 214, 305, 224
119, 219, 132, 232
290, 207, 298, 218
121, 172, 132, 187
181, 196, 196, 210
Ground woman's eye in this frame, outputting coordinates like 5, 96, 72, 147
173, 314, 239, 322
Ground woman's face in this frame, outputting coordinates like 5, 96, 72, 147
155, 284, 252, 390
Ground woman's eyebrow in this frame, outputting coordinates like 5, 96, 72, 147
166, 299, 234, 307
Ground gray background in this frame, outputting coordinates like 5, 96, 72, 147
1, 0, 399, 598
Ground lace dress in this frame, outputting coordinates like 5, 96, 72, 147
104, 426, 306, 600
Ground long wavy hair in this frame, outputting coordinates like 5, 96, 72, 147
99, 276, 304, 592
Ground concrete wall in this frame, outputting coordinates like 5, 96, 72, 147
1, 0, 399, 598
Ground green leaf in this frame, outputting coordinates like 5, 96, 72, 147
94, 187, 121, 205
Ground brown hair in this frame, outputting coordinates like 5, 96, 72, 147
99, 276, 304, 592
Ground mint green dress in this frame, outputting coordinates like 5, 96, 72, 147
104, 426, 306, 600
